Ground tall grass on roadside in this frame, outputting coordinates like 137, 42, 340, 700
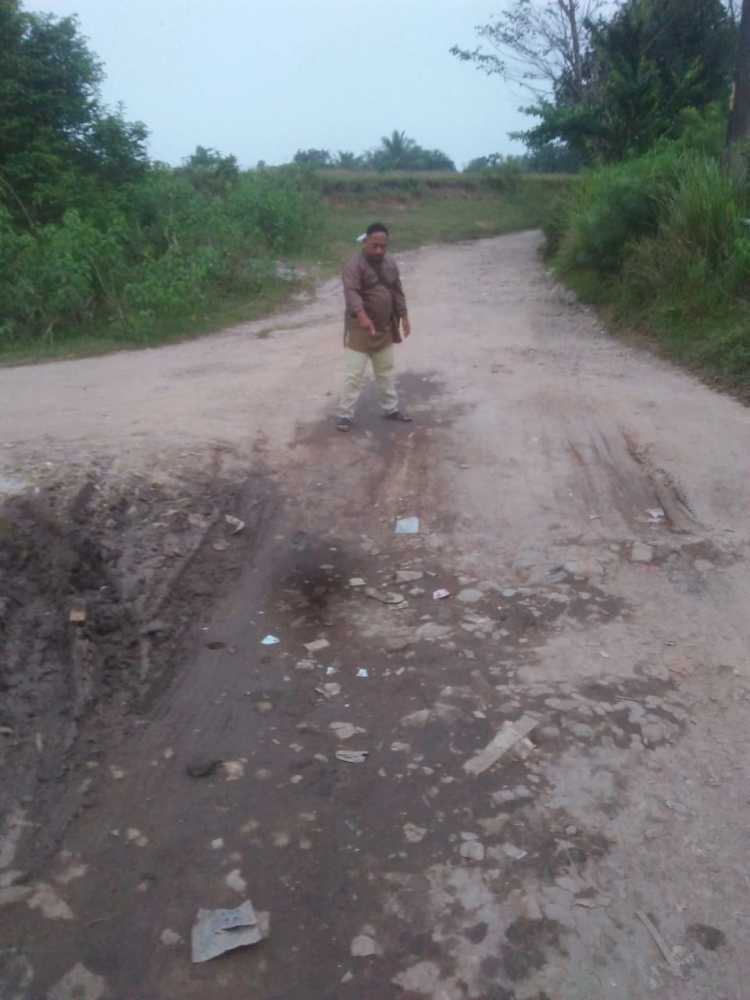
0, 168, 321, 350
546, 109, 750, 388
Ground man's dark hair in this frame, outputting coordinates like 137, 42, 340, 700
366, 222, 389, 237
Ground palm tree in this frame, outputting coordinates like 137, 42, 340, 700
378, 130, 417, 169
336, 151, 360, 169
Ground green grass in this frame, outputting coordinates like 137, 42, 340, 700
314, 183, 568, 269
548, 144, 750, 397
1, 175, 572, 366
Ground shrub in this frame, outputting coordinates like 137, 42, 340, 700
0, 165, 321, 346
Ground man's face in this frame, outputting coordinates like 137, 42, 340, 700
363, 231, 388, 261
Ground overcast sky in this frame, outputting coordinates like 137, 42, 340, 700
36, 0, 531, 168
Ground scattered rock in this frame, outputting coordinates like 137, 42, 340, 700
304, 638, 330, 653
415, 622, 453, 642
225, 869, 248, 894
351, 934, 379, 957
569, 723, 595, 740
403, 823, 427, 844
400, 709, 431, 729
28, 883, 74, 920
392, 961, 441, 994
631, 542, 654, 564
457, 588, 483, 604
395, 570, 424, 583
330, 722, 365, 741
48, 963, 107, 1000
641, 721, 670, 746
160, 928, 182, 946
460, 840, 485, 861
222, 760, 245, 781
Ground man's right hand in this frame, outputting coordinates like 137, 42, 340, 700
356, 310, 377, 337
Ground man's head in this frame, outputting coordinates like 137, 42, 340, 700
362, 222, 389, 262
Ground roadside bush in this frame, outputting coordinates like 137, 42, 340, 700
0, 166, 320, 347
622, 157, 748, 313
548, 107, 750, 387
480, 160, 523, 195
555, 149, 682, 275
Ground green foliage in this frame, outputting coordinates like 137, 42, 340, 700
457, 0, 736, 167
0, 167, 321, 346
0, 1, 148, 223
178, 146, 240, 195
368, 131, 456, 172
289, 133, 457, 173
548, 110, 750, 386
293, 148, 333, 168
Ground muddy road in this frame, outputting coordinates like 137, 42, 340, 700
1, 231, 750, 1000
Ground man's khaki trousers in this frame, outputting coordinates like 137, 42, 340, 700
337, 345, 398, 420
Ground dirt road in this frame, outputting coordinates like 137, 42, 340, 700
2, 231, 750, 1000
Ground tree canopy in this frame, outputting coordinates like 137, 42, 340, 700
0, 0, 148, 223
454, 0, 737, 165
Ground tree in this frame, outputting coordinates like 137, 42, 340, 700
368, 131, 456, 171
727, 0, 750, 148
373, 130, 417, 169
0, 1, 148, 223
293, 148, 333, 168
179, 145, 239, 194
451, 0, 607, 99
335, 151, 362, 169
515, 0, 735, 162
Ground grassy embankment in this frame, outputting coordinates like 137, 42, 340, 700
545, 113, 750, 395
0, 170, 572, 365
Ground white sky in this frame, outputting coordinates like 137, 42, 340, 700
36, 0, 532, 168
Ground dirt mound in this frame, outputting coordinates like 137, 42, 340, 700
0, 468, 272, 867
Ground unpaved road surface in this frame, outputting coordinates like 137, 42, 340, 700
2, 231, 750, 1000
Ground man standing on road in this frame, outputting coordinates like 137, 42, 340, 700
336, 222, 412, 431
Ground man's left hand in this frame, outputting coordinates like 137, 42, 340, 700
401, 317, 411, 339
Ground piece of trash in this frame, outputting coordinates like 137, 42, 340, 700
325, 665, 337, 675
336, 750, 369, 764
647, 508, 666, 523
224, 514, 245, 534
636, 910, 683, 977
349, 577, 367, 588
395, 517, 420, 534
365, 587, 407, 606
68, 606, 87, 624
502, 843, 528, 861
464, 715, 539, 776
212, 540, 230, 552
191, 901, 268, 963
356, 668, 369, 678
433, 588, 451, 600
304, 638, 330, 653
261, 635, 280, 646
